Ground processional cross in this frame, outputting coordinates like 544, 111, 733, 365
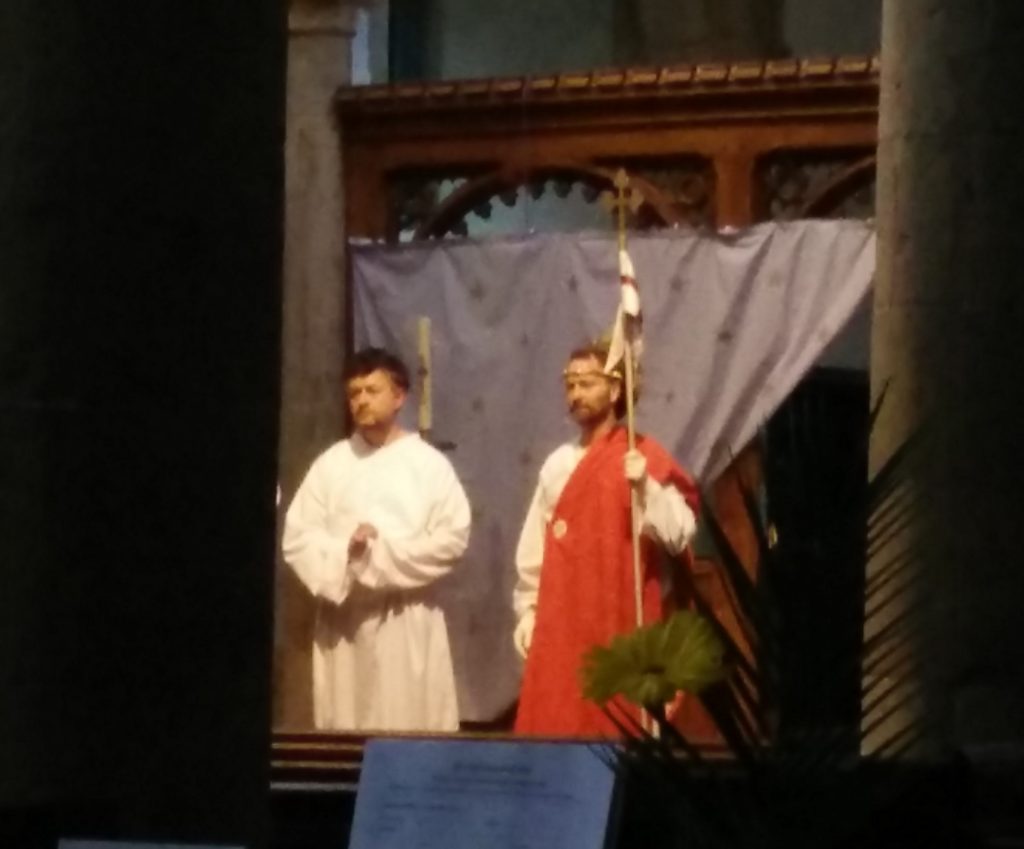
600, 169, 648, 636
600, 167, 644, 255
598, 168, 644, 447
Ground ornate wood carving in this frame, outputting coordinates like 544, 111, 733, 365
339, 56, 880, 238
757, 151, 876, 221
398, 163, 694, 239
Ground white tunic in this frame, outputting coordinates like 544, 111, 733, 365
513, 441, 698, 621
283, 432, 471, 731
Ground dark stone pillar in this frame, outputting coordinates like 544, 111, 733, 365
0, 3, 284, 845
274, 0, 355, 730
869, 0, 1024, 758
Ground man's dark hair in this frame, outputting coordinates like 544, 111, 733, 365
343, 347, 410, 392
568, 341, 622, 380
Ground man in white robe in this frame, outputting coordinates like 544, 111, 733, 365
283, 347, 471, 731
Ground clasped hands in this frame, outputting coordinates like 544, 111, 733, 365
348, 522, 378, 559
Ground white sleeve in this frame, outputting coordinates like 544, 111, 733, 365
513, 481, 547, 620
351, 461, 471, 591
281, 458, 356, 605
639, 477, 698, 556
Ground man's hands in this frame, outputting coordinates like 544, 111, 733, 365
513, 609, 536, 659
624, 448, 647, 485
348, 523, 379, 559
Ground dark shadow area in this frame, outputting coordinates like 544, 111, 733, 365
0, 804, 118, 849
270, 791, 357, 849
596, 371, 987, 848
1, 4, 284, 844
763, 367, 869, 751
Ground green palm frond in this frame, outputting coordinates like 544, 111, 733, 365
581, 611, 726, 708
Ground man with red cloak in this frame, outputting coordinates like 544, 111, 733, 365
513, 342, 700, 736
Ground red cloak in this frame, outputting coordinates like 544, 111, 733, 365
514, 426, 700, 737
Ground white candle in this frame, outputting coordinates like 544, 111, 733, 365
417, 316, 432, 434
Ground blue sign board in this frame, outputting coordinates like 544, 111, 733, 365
349, 738, 618, 849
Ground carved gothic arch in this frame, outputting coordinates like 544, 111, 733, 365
800, 154, 876, 218
412, 162, 690, 239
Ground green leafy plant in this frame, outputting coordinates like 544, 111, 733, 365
581, 610, 726, 709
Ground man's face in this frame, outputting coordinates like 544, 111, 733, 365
346, 369, 405, 433
564, 355, 620, 427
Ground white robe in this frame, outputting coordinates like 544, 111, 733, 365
513, 440, 698, 622
283, 432, 471, 731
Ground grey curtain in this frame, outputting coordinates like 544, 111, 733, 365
351, 220, 875, 722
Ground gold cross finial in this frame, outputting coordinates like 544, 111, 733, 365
599, 168, 643, 251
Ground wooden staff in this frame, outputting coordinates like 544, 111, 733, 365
601, 169, 644, 630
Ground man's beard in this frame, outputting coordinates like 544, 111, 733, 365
570, 403, 609, 426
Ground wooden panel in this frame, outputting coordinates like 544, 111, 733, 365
337, 56, 879, 239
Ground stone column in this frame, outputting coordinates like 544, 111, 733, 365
275, 0, 358, 729
0, 2, 283, 845
867, 0, 1024, 758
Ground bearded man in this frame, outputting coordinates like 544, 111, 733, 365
513, 342, 699, 736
